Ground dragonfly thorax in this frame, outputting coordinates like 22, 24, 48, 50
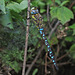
31, 7, 39, 14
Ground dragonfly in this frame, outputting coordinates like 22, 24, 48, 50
30, 7, 58, 70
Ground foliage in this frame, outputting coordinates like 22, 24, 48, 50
73, 6, 75, 12
0, 0, 75, 74
0, 49, 23, 72
0, 0, 6, 14
69, 44, 75, 60
1, 9, 13, 29
69, 24, 75, 35
32, 68, 38, 75
0, 0, 28, 29
6, 0, 28, 13
50, 6, 74, 25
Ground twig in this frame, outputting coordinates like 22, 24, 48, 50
50, 19, 56, 27
47, 62, 71, 68
57, 52, 70, 61
55, 44, 60, 59
47, 5, 52, 29
22, 0, 30, 75
45, 53, 48, 75
52, 65, 57, 75
69, 1, 75, 9
48, 20, 60, 39
26, 61, 71, 68
58, 62, 71, 66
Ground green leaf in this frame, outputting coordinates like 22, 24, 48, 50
73, 6, 75, 12
50, 36, 58, 45
69, 24, 75, 29
6, 2, 21, 13
16, 0, 22, 3
69, 44, 75, 59
69, 44, 75, 52
0, 0, 6, 14
20, 0, 28, 10
60, 1, 69, 6
32, 0, 45, 7
73, 29, 75, 35
32, 68, 38, 75
73, 6, 75, 10
6, 0, 28, 13
38, 1, 45, 7
31, 1, 38, 7
1, 9, 13, 29
61, 40, 66, 47
47, 0, 53, 5
55, 0, 61, 5
69, 24, 75, 35
40, 9, 46, 13
65, 36, 73, 42
43, 15, 47, 22
9, 61, 21, 73
50, 6, 74, 25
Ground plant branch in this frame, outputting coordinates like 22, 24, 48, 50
57, 52, 70, 61
45, 53, 48, 75
69, 1, 75, 9
47, 5, 52, 29
48, 20, 60, 39
50, 19, 56, 27
58, 62, 71, 66
22, 0, 30, 75
55, 44, 60, 59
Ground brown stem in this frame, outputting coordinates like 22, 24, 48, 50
48, 21, 60, 39
45, 53, 48, 75
55, 44, 60, 59
57, 52, 70, 61
47, 5, 52, 29
58, 62, 71, 66
69, 1, 75, 9
50, 19, 56, 27
22, 0, 30, 75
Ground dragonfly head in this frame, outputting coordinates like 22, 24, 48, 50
31, 7, 39, 14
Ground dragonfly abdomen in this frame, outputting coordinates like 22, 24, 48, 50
39, 28, 58, 70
